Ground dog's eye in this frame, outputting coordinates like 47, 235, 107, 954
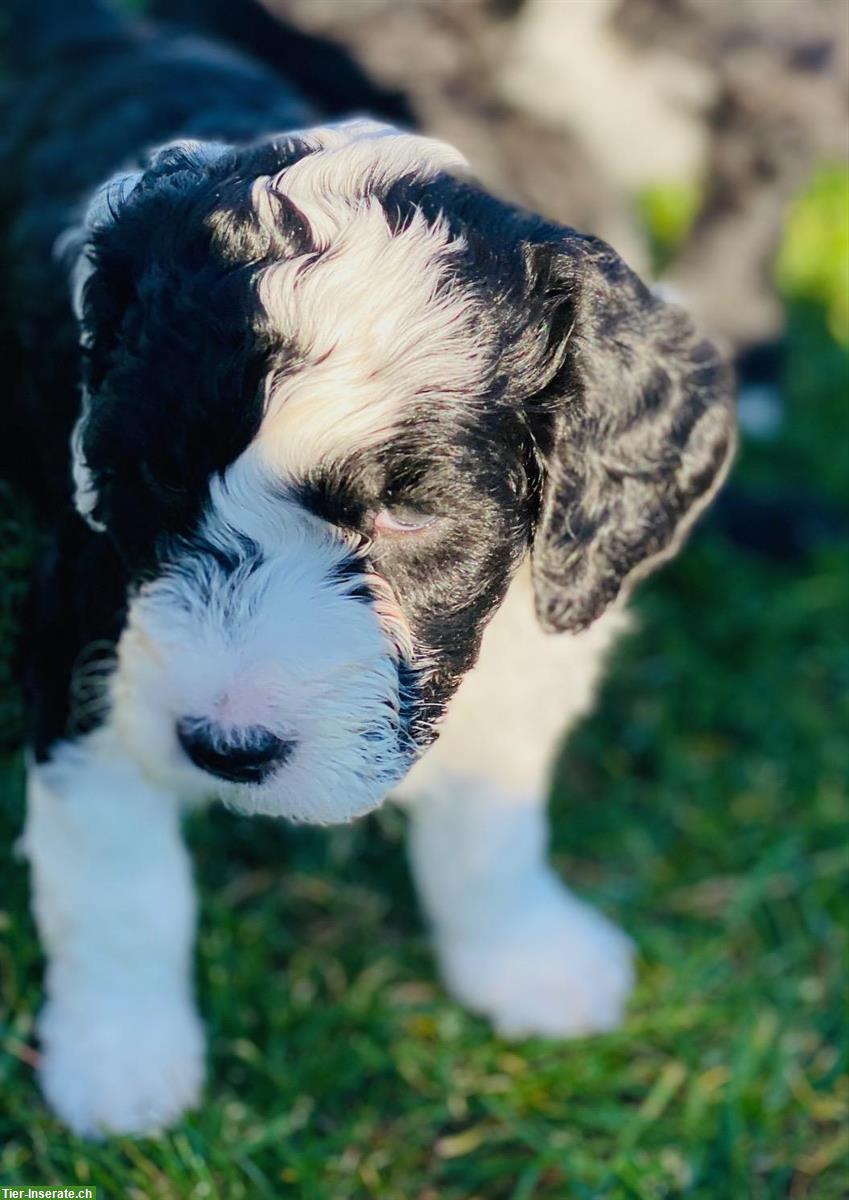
374, 505, 437, 535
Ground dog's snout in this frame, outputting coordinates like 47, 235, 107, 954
176, 719, 294, 784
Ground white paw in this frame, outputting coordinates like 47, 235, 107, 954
435, 874, 635, 1039
38, 994, 205, 1138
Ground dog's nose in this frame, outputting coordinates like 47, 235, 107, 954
176, 719, 294, 784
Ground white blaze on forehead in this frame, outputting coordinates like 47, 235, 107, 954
251, 121, 485, 482
253, 119, 468, 247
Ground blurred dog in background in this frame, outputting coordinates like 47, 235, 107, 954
1, 0, 740, 1136
240, 0, 848, 355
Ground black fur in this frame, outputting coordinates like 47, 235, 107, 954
1, 0, 735, 766
20, 513, 128, 760
145, 0, 414, 126
0, 0, 314, 511
527, 234, 735, 632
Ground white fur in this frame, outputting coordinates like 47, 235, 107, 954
398, 564, 635, 1037
22, 732, 204, 1137
254, 213, 484, 482
256, 119, 468, 248
68, 405, 104, 531
112, 448, 415, 823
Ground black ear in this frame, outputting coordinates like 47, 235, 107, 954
528, 232, 736, 634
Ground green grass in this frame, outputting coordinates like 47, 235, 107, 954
1, 174, 847, 1198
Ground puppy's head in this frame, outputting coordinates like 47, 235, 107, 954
67, 120, 735, 821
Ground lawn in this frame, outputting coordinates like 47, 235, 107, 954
0, 172, 847, 1198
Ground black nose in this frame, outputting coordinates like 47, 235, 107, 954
176, 719, 294, 784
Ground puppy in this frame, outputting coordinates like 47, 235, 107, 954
0, 0, 735, 1136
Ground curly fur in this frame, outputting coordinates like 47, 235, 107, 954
1, 0, 735, 1137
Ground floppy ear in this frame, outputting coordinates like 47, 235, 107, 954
63, 140, 233, 532
528, 232, 736, 634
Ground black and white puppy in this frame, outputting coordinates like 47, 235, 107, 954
1, 0, 735, 1136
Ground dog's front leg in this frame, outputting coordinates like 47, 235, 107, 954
22, 728, 204, 1137
401, 569, 635, 1038
406, 785, 634, 1038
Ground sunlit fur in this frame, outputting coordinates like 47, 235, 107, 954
254, 203, 485, 482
